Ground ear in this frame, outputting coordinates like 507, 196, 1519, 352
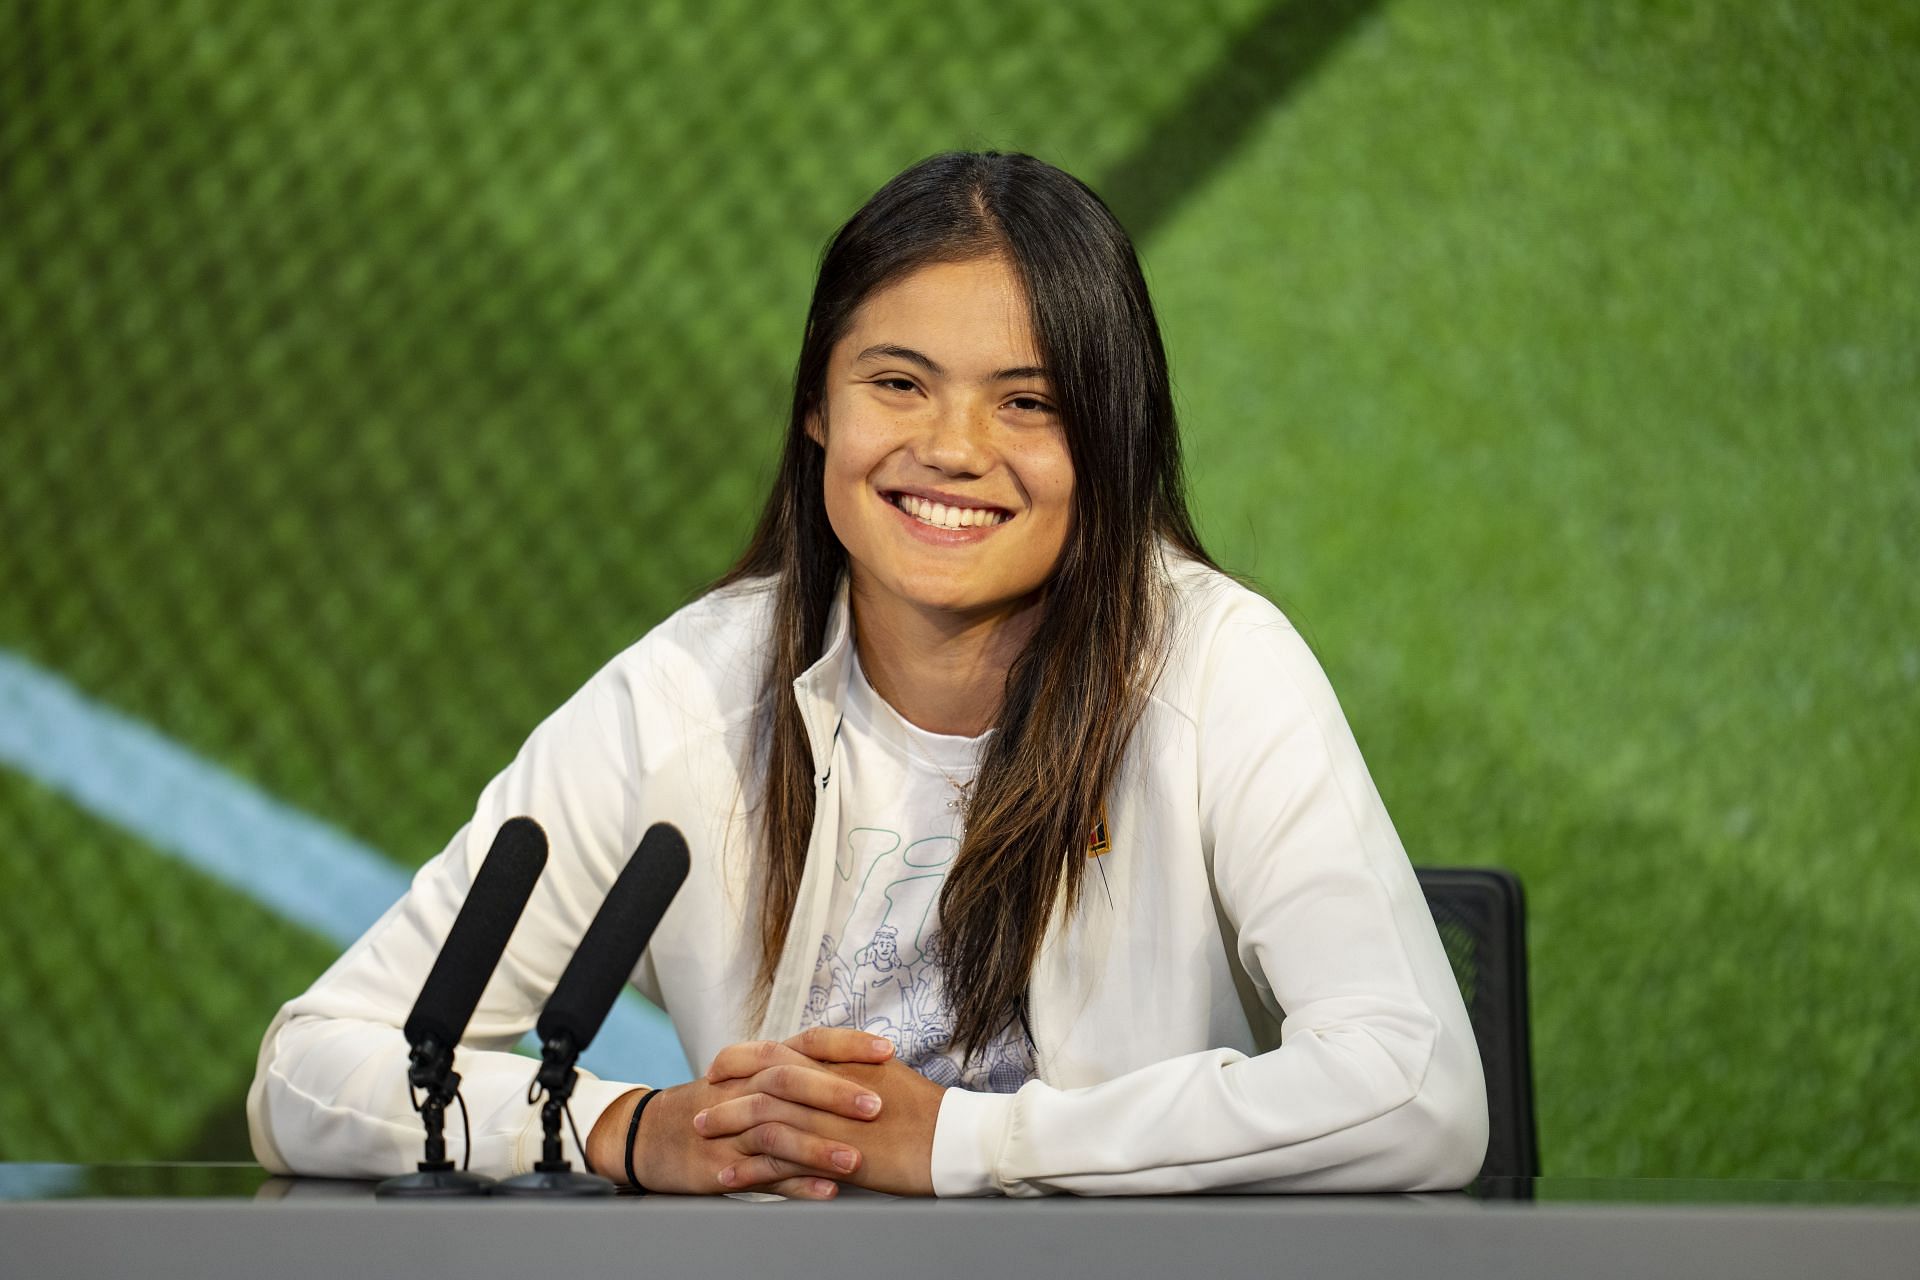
804, 409, 826, 448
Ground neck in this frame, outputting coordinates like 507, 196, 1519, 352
849, 579, 1043, 738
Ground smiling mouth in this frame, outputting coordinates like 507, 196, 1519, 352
886, 491, 1011, 530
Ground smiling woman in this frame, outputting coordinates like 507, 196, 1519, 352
248, 152, 1488, 1199
816, 258, 1076, 721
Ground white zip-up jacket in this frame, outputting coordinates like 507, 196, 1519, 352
247, 555, 1488, 1195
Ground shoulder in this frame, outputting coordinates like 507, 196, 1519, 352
1149, 550, 1332, 730
590, 576, 777, 733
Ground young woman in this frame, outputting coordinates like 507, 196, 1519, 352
247, 152, 1488, 1198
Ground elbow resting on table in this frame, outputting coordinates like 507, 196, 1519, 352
1386, 1026, 1490, 1191
1275, 1010, 1489, 1192
1399, 1067, 1491, 1190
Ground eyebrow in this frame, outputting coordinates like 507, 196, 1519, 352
853, 344, 1049, 383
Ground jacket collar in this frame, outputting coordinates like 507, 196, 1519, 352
790, 575, 854, 784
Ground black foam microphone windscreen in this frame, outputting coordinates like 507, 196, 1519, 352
403, 816, 550, 1050
536, 822, 691, 1053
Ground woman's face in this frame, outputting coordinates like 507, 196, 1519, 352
810, 255, 1075, 623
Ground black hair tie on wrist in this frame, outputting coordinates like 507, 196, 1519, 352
624, 1088, 662, 1193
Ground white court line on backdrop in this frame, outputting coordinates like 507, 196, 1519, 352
0, 648, 690, 1087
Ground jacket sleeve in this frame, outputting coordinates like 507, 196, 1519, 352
245, 658, 657, 1179
931, 604, 1489, 1195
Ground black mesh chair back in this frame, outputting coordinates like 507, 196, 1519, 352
1416, 866, 1539, 1179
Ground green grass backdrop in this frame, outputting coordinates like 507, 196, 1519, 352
1, 0, 1914, 1178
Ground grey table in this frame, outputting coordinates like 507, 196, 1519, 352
4, 1164, 1918, 1280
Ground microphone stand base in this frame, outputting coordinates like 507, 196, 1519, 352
375, 1168, 495, 1198
495, 1168, 616, 1197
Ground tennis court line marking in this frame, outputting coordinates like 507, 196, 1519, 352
0, 647, 688, 1084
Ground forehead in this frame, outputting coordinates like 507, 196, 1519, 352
840, 257, 1042, 371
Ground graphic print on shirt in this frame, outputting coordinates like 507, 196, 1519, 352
802, 826, 1034, 1093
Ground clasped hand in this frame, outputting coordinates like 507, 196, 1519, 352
595, 1027, 946, 1199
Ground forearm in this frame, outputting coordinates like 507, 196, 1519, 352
932, 1016, 1485, 1197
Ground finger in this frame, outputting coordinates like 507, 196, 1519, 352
784, 1026, 896, 1065
696, 1091, 871, 1144
766, 1176, 840, 1201
716, 1153, 814, 1190
714, 1064, 882, 1123
707, 1039, 815, 1083
732, 1119, 862, 1179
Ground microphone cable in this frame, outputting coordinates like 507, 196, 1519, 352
405, 1079, 475, 1171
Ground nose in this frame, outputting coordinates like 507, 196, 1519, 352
912, 399, 992, 477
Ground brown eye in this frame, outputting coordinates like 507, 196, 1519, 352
876, 378, 918, 394
1009, 396, 1055, 415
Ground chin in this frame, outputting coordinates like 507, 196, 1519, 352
879, 564, 999, 616
896, 578, 985, 615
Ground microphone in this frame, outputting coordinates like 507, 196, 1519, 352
539, 822, 692, 1055
377, 816, 550, 1199
404, 815, 551, 1051
497, 822, 691, 1197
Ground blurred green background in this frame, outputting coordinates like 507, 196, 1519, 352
1, 0, 1915, 1178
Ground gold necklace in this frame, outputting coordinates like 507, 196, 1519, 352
900, 729, 978, 813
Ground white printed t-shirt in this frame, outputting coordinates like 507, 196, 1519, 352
797, 656, 1036, 1094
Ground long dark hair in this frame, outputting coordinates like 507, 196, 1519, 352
722, 151, 1211, 1056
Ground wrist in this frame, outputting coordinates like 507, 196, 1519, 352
626, 1086, 669, 1189
586, 1088, 647, 1182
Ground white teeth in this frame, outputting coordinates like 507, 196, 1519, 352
894, 493, 1005, 530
